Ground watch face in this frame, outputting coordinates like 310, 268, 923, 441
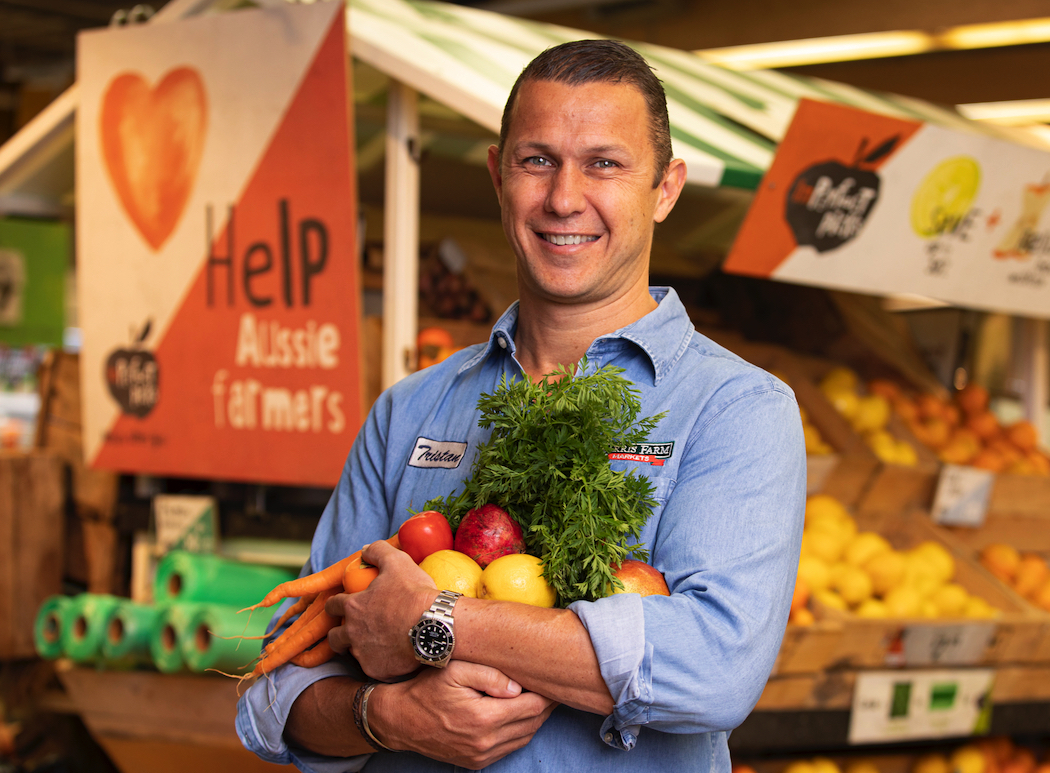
412, 619, 454, 662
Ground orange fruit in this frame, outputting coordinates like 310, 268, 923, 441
1027, 450, 1050, 475
980, 543, 1021, 583
1006, 421, 1039, 452
868, 379, 901, 401
1014, 554, 1050, 598
942, 403, 961, 428
791, 577, 811, 613
971, 449, 1006, 472
1033, 576, 1050, 611
957, 383, 990, 416
894, 396, 919, 424
917, 393, 949, 421
967, 411, 1002, 442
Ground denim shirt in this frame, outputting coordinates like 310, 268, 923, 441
236, 287, 807, 772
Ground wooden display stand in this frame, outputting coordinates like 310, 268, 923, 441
0, 450, 64, 659
56, 664, 292, 773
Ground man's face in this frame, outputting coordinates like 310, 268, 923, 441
487, 79, 684, 308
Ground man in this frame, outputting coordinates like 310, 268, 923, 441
237, 39, 806, 772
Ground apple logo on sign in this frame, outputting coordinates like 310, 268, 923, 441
785, 135, 900, 253
105, 319, 159, 418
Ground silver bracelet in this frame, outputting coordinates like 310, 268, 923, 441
360, 682, 398, 753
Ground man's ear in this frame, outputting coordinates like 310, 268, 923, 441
486, 144, 503, 205
654, 158, 687, 224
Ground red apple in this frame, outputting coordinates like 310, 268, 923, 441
453, 504, 526, 568
612, 559, 670, 597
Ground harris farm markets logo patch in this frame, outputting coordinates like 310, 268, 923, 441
785, 135, 901, 253
608, 442, 674, 467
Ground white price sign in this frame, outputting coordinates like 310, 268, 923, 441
849, 669, 994, 744
885, 623, 998, 667
931, 464, 995, 527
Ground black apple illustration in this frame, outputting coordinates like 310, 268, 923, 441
105, 319, 159, 418
785, 135, 900, 253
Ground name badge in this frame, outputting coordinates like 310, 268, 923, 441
409, 437, 467, 469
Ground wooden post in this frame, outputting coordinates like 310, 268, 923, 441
1018, 317, 1049, 445
381, 80, 420, 390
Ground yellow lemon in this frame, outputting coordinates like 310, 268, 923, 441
930, 582, 969, 617
804, 423, 833, 455
911, 541, 955, 583
895, 440, 919, 467
911, 753, 950, 773
864, 550, 907, 597
852, 394, 891, 433
824, 387, 860, 421
802, 529, 846, 564
797, 555, 832, 593
884, 585, 923, 617
844, 532, 892, 567
812, 757, 842, 773
820, 366, 860, 395
805, 494, 851, 524
855, 598, 889, 618
784, 762, 818, 773
950, 745, 987, 773
910, 156, 981, 239
833, 565, 874, 607
903, 552, 944, 596
866, 429, 900, 464
845, 761, 883, 773
419, 550, 483, 598
478, 554, 557, 608
963, 595, 999, 619
813, 588, 849, 612
920, 598, 940, 618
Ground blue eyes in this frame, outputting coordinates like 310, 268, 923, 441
523, 157, 619, 170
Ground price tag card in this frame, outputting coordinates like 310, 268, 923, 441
849, 668, 994, 744
931, 464, 995, 527
886, 623, 998, 667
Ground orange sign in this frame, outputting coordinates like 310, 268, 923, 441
77, 2, 362, 486
725, 99, 1050, 319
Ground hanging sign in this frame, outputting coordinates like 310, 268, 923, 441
931, 464, 995, 527
724, 99, 1050, 320
76, 2, 362, 487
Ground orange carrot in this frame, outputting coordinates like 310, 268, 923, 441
291, 639, 335, 668
344, 560, 379, 593
264, 587, 339, 654
254, 608, 339, 676
242, 535, 402, 613
264, 594, 315, 639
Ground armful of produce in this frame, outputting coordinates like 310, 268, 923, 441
239, 362, 669, 678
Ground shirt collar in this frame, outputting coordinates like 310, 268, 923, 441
461, 287, 694, 385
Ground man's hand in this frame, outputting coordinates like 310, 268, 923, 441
371, 661, 558, 770
325, 539, 437, 680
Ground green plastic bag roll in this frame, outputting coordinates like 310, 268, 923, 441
181, 604, 270, 674
62, 594, 123, 664
150, 602, 206, 673
34, 595, 72, 660
153, 551, 298, 609
101, 599, 163, 667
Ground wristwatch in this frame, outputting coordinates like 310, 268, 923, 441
409, 589, 462, 668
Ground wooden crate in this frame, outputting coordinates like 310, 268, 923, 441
0, 450, 65, 659
939, 519, 1050, 663
773, 620, 844, 676
56, 664, 291, 773
811, 511, 1037, 669
986, 473, 1050, 520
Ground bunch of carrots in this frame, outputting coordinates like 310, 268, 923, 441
238, 510, 453, 680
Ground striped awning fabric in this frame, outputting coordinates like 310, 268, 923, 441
349, 0, 1035, 191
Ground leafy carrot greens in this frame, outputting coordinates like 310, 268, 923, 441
426, 362, 665, 606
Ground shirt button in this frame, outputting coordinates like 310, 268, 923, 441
497, 336, 507, 349
604, 732, 615, 744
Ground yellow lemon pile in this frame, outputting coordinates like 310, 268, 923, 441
791, 494, 999, 623
421, 550, 558, 608
818, 367, 917, 466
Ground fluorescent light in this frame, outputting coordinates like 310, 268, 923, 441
957, 99, 1050, 125
695, 16, 1050, 70
939, 17, 1050, 49
697, 31, 931, 70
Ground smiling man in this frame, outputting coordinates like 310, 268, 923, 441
237, 40, 806, 772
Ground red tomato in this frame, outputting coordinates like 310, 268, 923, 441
398, 511, 453, 564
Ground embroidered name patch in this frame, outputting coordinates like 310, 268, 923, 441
409, 437, 467, 469
608, 442, 674, 467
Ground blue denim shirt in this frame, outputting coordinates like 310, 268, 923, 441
236, 287, 807, 772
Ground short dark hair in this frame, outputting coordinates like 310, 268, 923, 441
498, 39, 673, 187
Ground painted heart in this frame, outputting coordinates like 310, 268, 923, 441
100, 67, 208, 251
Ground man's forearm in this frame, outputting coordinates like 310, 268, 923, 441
284, 676, 377, 758
452, 598, 614, 715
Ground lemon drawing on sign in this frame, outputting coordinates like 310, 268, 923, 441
910, 156, 981, 238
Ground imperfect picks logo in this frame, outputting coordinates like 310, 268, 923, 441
409, 437, 467, 469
